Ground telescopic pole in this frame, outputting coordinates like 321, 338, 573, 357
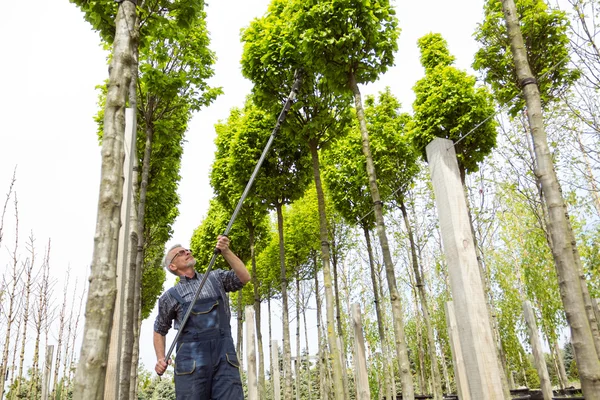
164, 71, 303, 362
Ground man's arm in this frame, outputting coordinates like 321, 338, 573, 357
153, 331, 170, 375
216, 235, 251, 284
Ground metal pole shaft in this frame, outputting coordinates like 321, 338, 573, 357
165, 71, 303, 361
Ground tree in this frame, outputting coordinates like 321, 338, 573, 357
289, 1, 415, 397
71, 0, 220, 396
241, 2, 354, 397
473, 0, 579, 117
69, 2, 138, 397
496, 0, 600, 396
410, 33, 497, 180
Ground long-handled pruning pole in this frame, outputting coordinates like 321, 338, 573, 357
164, 71, 303, 362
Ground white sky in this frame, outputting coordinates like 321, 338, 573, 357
0, 0, 484, 379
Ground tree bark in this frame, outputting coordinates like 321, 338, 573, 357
308, 140, 346, 400
501, 0, 600, 396
72, 2, 137, 398
349, 73, 414, 399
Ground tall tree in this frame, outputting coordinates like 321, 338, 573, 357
241, 1, 353, 397
210, 99, 294, 398
410, 33, 498, 180
474, 0, 579, 117
290, 2, 415, 396
69, 2, 137, 397
493, 0, 600, 396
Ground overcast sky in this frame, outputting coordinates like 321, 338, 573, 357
0, 0, 485, 377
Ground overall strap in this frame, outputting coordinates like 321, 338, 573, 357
167, 286, 185, 305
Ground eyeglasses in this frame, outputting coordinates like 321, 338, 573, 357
169, 248, 191, 265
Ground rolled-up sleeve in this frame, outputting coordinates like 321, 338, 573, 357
218, 269, 245, 292
153, 294, 176, 336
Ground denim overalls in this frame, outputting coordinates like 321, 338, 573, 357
169, 276, 243, 400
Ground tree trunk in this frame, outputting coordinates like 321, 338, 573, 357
308, 139, 346, 400
349, 73, 414, 400
275, 202, 294, 400
400, 200, 443, 399
72, 2, 137, 398
501, 0, 600, 396
438, 333, 452, 394
361, 225, 394, 400
552, 338, 568, 391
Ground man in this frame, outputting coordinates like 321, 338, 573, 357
153, 235, 250, 399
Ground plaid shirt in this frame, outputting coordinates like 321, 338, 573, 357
153, 269, 244, 336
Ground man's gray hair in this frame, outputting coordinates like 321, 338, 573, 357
163, 243, 183, 276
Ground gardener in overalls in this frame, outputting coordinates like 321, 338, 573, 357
153, 235, 250, 399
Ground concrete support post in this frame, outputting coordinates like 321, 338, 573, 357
523, 301, 553, 400
104, 108, 137, 399
42, 345, 54, 400
427, 138, 506, 399
352, 304, 370, 400
246, 306, 258, 400
271, 340, 281, 400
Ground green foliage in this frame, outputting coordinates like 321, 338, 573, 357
417, 33, 456, 72
137, 369, 176, 400
524, 364, 541, 388
87, 0, 221, 319
292, 0, 400, 90
563, 341, 580, 380
283, 186, 323, 278
409, 33, 497, 175
69, 0, 207, 45
473, 0, 580, 116
189, 199, 257, 272
141, 252, 167, 319
322, 127, 375, 229
241, 1, 353, 148
576, 224, 600, 298
323, 88, 419, 226
362, 88, 419, 205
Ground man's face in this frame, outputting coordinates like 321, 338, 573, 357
168, 247, 196, 274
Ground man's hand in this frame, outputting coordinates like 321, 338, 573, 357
216, 235, 231, 255
155, 358, 171, 376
